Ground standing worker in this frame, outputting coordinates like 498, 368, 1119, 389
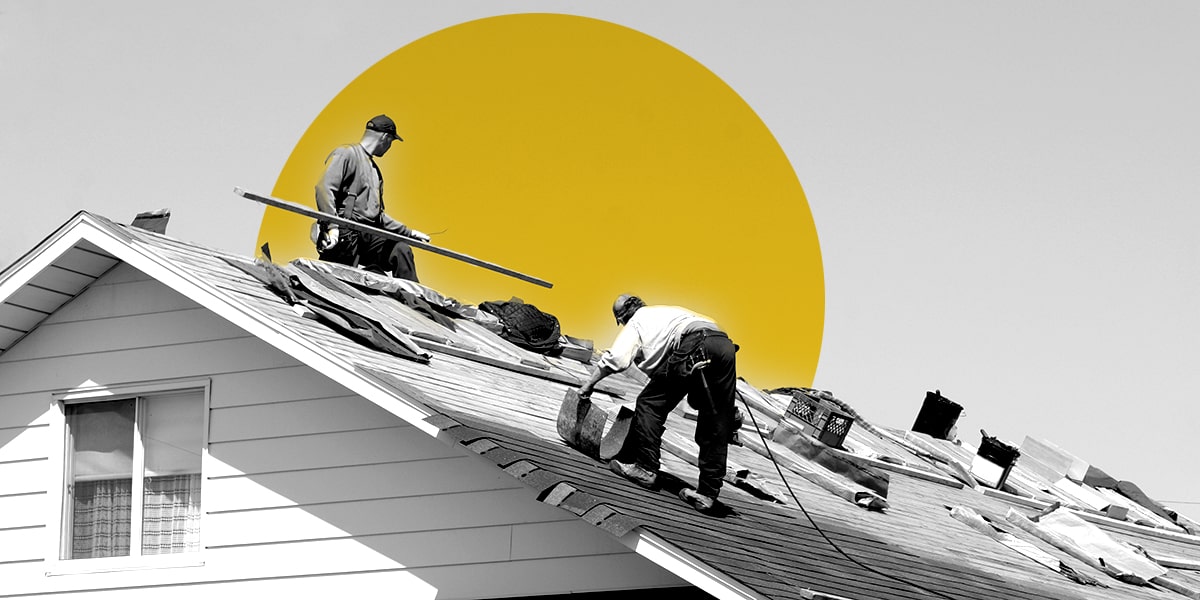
314, 114, 429, 281
578, 294, 739, 513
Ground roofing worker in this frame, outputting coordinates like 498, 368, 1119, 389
314, 114, 429, 282
578, 294, 739, 513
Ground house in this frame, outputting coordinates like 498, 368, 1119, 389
1, 211, 1199, 599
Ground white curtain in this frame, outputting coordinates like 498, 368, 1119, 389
71, 478, 132, 558
142, 473, 203, 555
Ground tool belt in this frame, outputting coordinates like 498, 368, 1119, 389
666, 328, 728, 378
667, 329, 743, 444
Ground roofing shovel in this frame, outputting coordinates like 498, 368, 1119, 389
556, 389, 634, 461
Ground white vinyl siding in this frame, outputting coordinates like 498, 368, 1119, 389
0, 262, 681, 598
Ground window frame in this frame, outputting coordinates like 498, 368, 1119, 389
45, 378, 211, 576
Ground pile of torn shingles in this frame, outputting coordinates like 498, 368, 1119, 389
116, 215, 1200, 600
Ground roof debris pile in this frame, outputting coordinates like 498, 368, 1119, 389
208, 221, 1200, 600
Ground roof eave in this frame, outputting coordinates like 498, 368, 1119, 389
0, 211, 108, 303
622, 528, 771, 600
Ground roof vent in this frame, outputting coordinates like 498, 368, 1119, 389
911, 389, 962, 440
131, 208, 171, 234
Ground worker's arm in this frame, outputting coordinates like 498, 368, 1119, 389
380, 212, 430, 242
579, 363, 619, 399
579, 325, 641, 398
314, 148, 352, 250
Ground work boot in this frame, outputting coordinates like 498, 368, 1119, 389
679, 488, 716, 513
609, 460, 656, 489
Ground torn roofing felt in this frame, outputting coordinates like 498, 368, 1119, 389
948, 505, 1106, 587
23, 214, 1200, 600
227, 256, 431, 363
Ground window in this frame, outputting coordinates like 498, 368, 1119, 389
61, 388, 205, 561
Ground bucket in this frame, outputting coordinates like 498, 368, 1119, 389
911, 390, 962, 440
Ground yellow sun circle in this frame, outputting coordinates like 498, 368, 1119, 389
257, 13, 824, 389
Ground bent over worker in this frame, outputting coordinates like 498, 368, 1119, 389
314, 114, 429, 282
578, 294, 739, 513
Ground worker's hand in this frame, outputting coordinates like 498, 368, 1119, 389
577, 385, 593, 399
409, 228, 431, 243
318, 226, 340, 251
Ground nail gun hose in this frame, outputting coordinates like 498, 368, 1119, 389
737, 393, 961, 600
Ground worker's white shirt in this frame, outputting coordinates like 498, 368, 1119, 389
599, 305, 717, 375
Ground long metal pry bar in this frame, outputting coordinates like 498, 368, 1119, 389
234, 187, 553, 289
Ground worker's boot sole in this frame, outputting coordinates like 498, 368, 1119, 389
679, 488, 716, 513
608, 460, 657, 489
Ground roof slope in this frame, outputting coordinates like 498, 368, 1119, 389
3, 211, 1198, 600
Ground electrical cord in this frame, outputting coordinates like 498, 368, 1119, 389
737, 393, 961, 600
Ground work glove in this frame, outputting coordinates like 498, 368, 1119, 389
408, 228, 431, 243
318, 226, 340, 251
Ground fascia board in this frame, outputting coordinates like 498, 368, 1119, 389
621, 528, 769, 600
623, 529, 857, 600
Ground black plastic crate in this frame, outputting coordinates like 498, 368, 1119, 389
782, 391, 853, 449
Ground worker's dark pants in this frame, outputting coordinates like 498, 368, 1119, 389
320, 226, 418, 282
618, 332, 737, 498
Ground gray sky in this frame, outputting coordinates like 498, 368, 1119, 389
2, 1, 1197, 518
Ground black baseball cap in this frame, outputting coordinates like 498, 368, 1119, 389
366, 114, 403, 141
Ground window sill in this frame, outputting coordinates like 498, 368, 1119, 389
45, 553, 205, 577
